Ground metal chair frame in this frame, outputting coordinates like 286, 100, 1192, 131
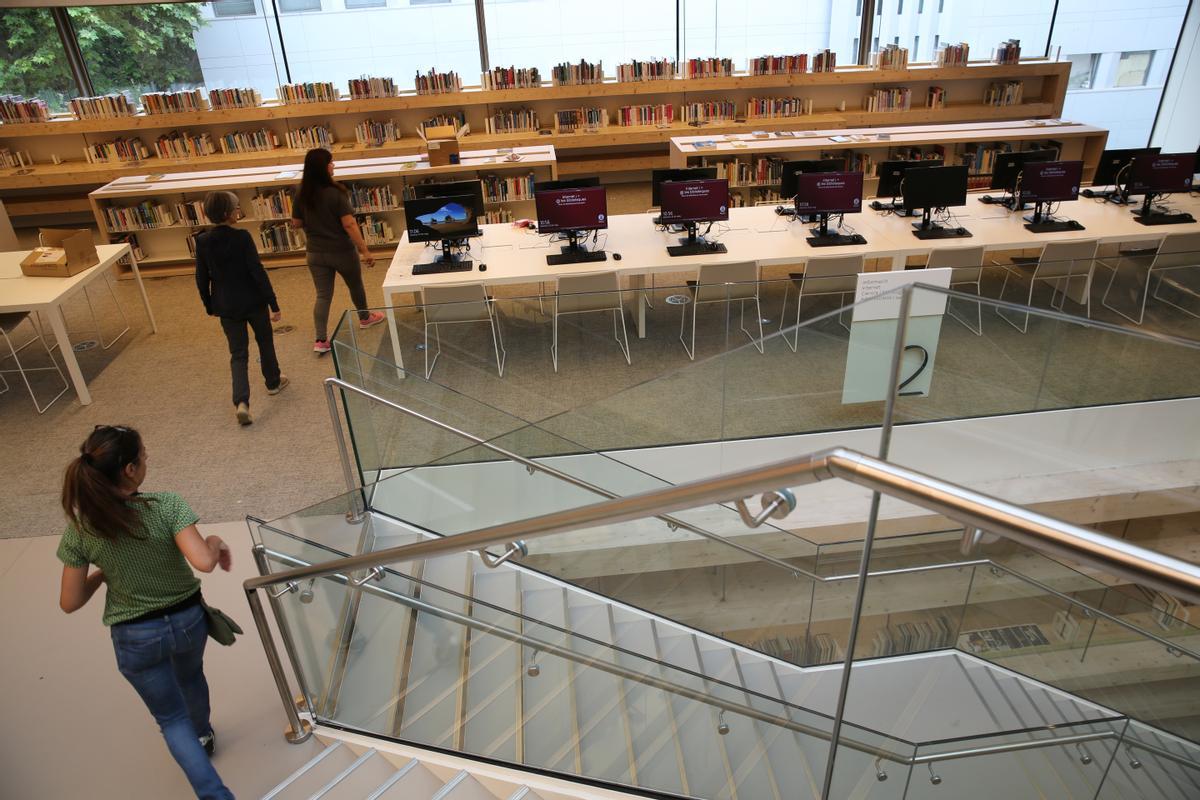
551, 274, 631, 373
421, 286, 506, 379
679, 262, 765, 361
0, 313, 69, 414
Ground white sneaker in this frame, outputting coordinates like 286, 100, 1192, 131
236, 402, 252, 426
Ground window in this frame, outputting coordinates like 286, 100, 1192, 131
68, 4, 205, 98
918, 0, 925, 12
681, 1, 854, 67
876, 1, 1054, 67
0, 8, 77, 113
897, 0, 903, 13
856, 0, 863, 15
1115, 50, 1154, 87
852, 38, 860, 57
1066, 53, 1098, 90
278, 0, 322, 11
938, 0, 944, 11
933, 34, 939, 53
212, 0, 257, 17
913, 35, 919, 58
346, 0, 387, 7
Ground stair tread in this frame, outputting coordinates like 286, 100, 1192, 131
566, 601, 633, 785
463, 567, 521, 762
370, 761, 445, 800
520, 583, 576, 774
310, 750, 397, 799
696, 646, 778, 800
265, 743, 357, 800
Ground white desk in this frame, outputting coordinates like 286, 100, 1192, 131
382, 193, 1200, 371
0, 244, 157, 405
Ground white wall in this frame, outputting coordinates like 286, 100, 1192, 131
1151, 0, 1200, 153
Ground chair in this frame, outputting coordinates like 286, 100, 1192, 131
778, 255, 864, 352
552, 272, 631, 372
1101, 232, 1200, 325
926, 246, 986, 335
420, 284, 505, 379
680, 261, 764, 360
994, 239, 1099, 333
0, 312, 69, 414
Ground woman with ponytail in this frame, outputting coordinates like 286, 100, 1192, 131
58, 425, 235, 800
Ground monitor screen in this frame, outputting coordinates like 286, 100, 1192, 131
901, 165, 968, 211
1128, 153, 1197, 195
794, 171, 864, 216
876, 159, 944, 198
1092, 147, 1160, 187
990, 149, 1058, 191
403, 193, 482, 243
534, 186, 609, 234
535, 177, 601, 192
1020, 160, 1083, 204
780, 159, 844, 199
659, 179, 730, 224
411, 180, 484, 202
651, 168, 718, 206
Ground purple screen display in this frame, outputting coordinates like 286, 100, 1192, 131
1020, 160, 1083, 203
535, 186, 609, 233
659, 179, 730, 223
794, 171, 864, 215
1129, 154, 1197, 194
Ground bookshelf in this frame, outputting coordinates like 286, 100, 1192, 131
88, 145, 557, 278
1, 60, 1067, 200
668, 119, 1109, 206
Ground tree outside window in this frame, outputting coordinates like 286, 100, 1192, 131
68, 4, 206, 98
0, 8, 77, 112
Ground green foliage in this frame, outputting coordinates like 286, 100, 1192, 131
0, 4, 205, 111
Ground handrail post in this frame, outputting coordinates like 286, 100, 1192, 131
324, 379, 366, 523
820, 287, 913, 800
245, 584, 312, 744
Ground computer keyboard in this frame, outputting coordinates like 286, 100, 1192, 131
411, 260, 474, 276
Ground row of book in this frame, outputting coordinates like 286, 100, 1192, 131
483, 207, 514, 224
993, 39, 1022, 65
746, 96, 813, 119
985, 80, 1024, 107
113, 233, 145, 263
421, 111, 466, 133
258, 222, 306, 253
354, 118, 402, 146
681, 101, 737, 125
154, 131, 216, 159
277, 82, 339, 104
216, 128, 280, 154
864, 87, 912, 113
286, 125, 335, 150
70, 94, 135, 119
871, 615, 955, 657
347, 183, 398, 212
731, 157, 783, 187
1, 95, 51, 123
141, 90, 207, 115
686, 58, 734, 79
483, 108, 540, 134
552, 60, 604, 86
415, 70, 462, 95
616, 59, 676, 82
553, 107, 607, 132
927, 86, 947, 109
748, 55, 808, 76
357, 215, 395, 245
84, 137, 150, 164
104, 200, 175, 231
813, 49, 837, 73
0, 147, 32, 168
480, 173, 535, 204
872, 44, 909, 70
482, 67, 542, 90
209, 88, 262, 110
937, 42, 970, 68
250, 189, 294, 220
348, 77, 398, 100
616, 104, 673, 126
174, 199, 207, 226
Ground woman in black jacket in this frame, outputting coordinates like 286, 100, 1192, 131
195, 191, 288, 426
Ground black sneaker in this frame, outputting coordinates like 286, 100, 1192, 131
199, 730, 215, 757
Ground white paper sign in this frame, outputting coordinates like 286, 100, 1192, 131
852, 268, 953, 322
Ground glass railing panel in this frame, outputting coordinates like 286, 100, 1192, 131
1090, 245, 1200, 343
906, 717, 1127, 800
1098, 720, 1200, 800
823, 729, 915, 800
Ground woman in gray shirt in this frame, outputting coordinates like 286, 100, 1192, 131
291, 148, 385, 353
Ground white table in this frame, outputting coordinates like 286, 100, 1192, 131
382, 193, 1200, 372
0, 244, 157, 405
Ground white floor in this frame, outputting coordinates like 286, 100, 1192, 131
0, 522, 326, 799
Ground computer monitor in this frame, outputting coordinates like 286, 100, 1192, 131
1088, 147, 1160, 189
779, 159, 844, 202
659, 178, 730, 256
535, 177, 601, 192
403, 193, 484, 270
1017, 160, 1086, 232
900, 165, 970, 239
651, 168, 717, 206
534, 185, 609, 265
875, 159, 944, 201
984, 149, 1057, 208
411, 180, 485, 203
794, 171, 868, 247
1128, 153, 1198, 226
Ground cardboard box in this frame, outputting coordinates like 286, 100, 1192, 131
20, 229, 100, 278
416, 123, 469, 167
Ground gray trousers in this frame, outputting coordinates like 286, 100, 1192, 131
307, 249, 369, 341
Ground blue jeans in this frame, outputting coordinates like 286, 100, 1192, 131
111, 603, 235, 800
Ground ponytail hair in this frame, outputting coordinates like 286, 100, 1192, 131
62, 425, 149, 540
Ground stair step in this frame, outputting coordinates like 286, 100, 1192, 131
462, 567, 522, 762
565, 598, 633, 785
433, 770, 503, 799
368, 761, 446, 800
520, 582, 577, 774
262, 742, 356, 800
308, 750, 397, 799
736, 655, 823, 800
696, 643, 778, 800
505, 789, 545, 800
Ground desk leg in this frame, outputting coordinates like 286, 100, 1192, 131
48, 305, 90, 405
631, 274, 647, 338
126, 251, 158, 334
383, 290, 406, 380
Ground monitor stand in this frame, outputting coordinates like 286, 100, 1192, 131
979, 190, 1024, 210
1133, 193, 1195, 226
869, 197, 914, 215
911, 208, 972, 240
807, 213, 867, 247
1081, 186, 1133, 204
667, 222, 727, 257
412, 239, 473, 275
1023, 201, 1085, 233
546, 230, 607, 266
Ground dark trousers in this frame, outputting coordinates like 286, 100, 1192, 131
307, 249, 369, 342
219, 307, 281, 406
